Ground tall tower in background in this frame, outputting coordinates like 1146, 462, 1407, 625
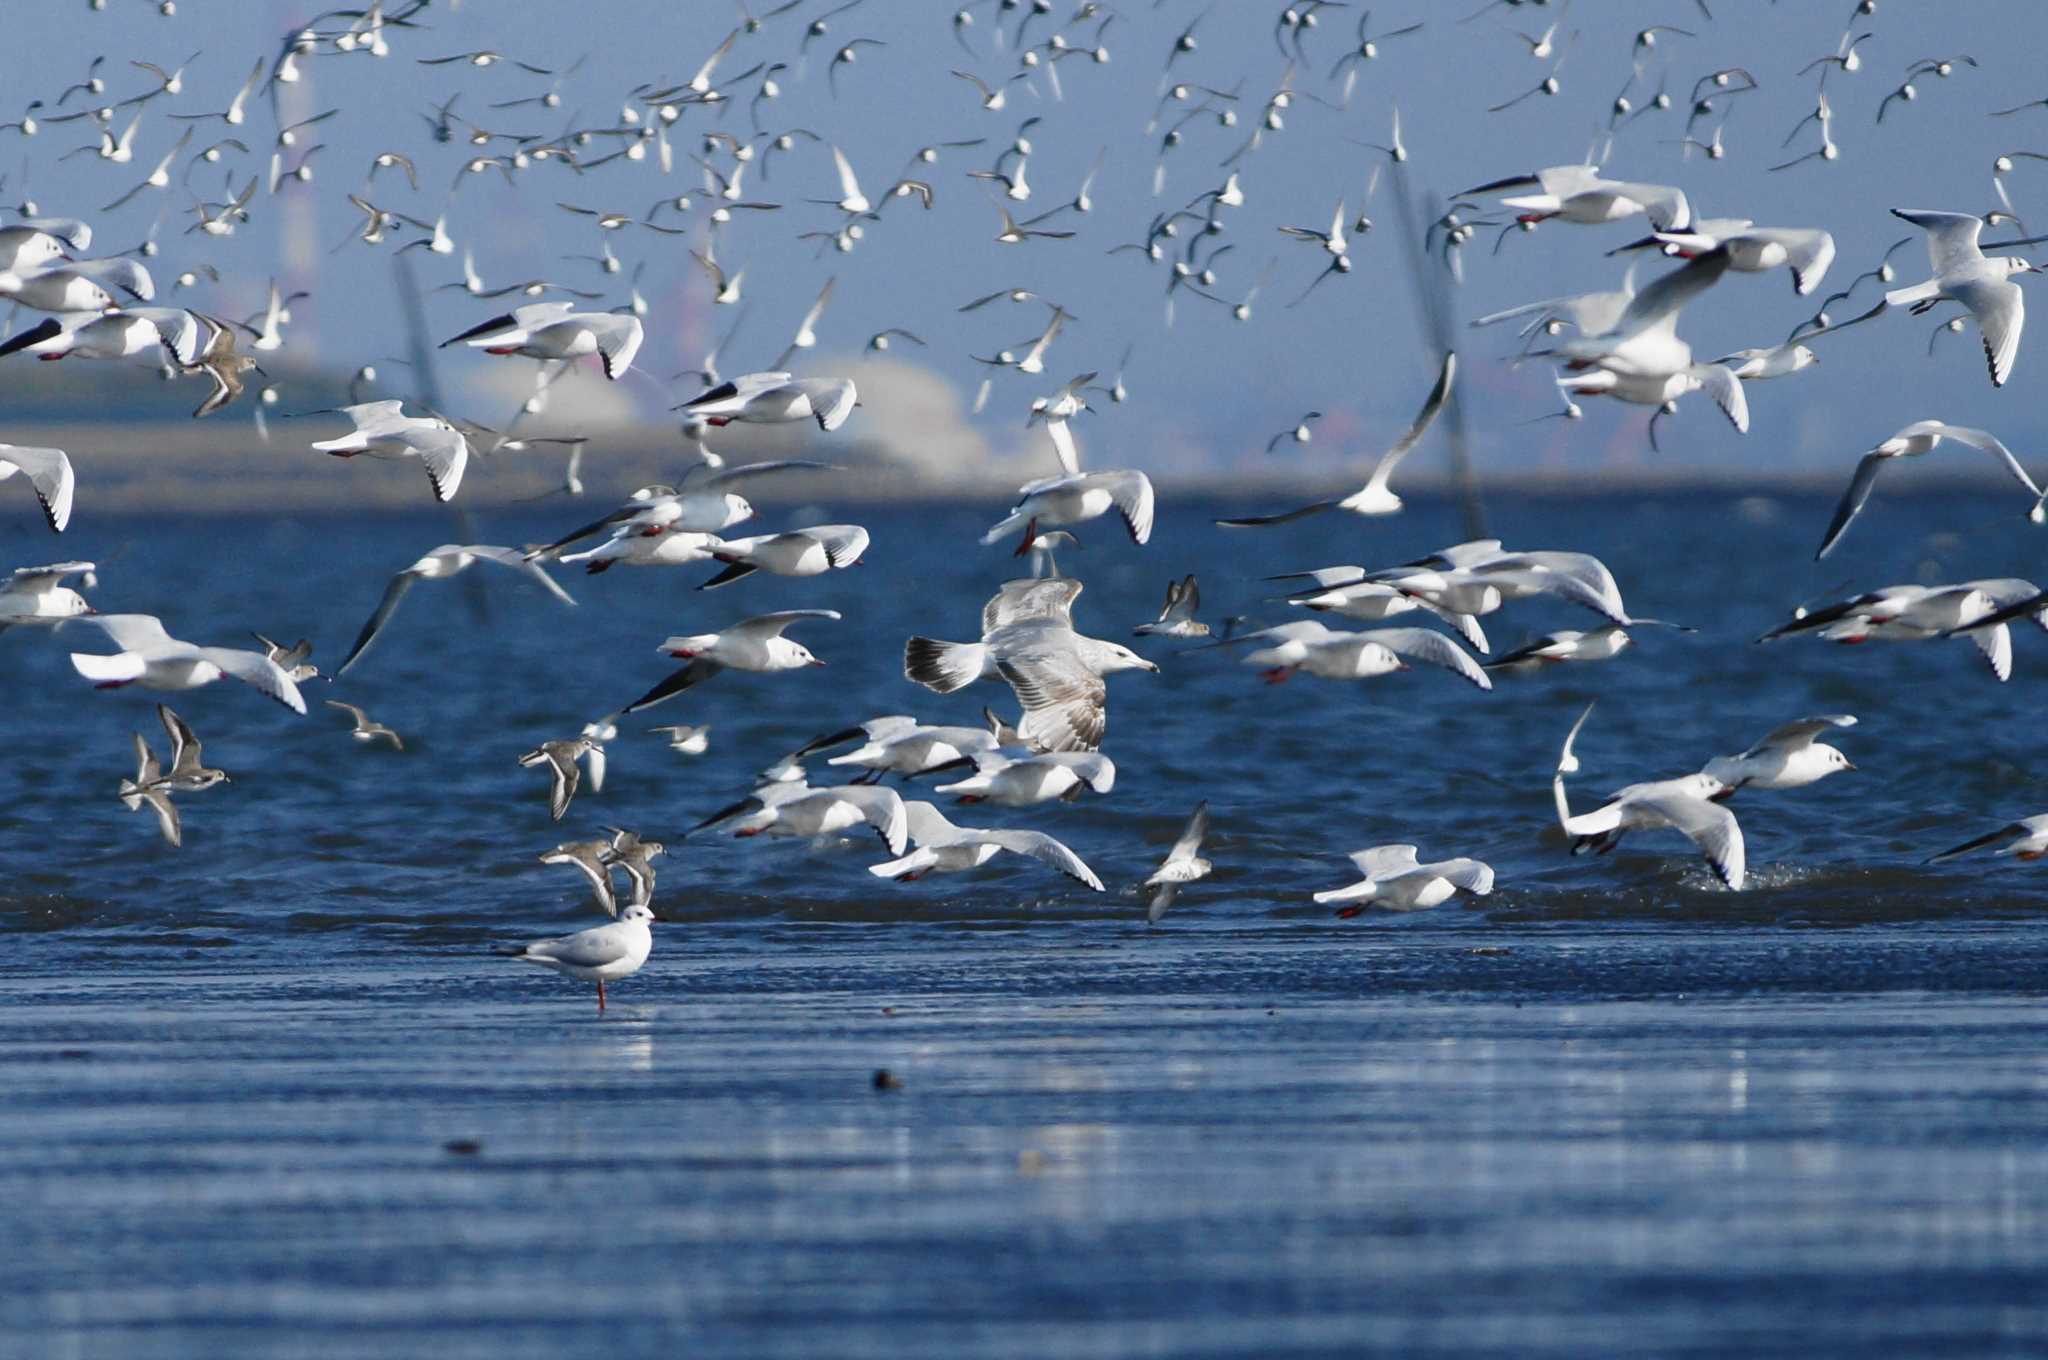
274, 19, 319, 366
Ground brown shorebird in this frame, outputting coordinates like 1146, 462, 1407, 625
183, 313, 263, 417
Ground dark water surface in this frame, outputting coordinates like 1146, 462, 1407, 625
4, 493, 2047, 1355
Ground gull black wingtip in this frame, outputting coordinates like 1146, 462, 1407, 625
696, 561, 757, 590
688, 796, 761, 837
438, 311, 517, 348
794, 725, 868, 758
0, 316, 63, 358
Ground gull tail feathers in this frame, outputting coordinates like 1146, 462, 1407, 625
904, 637, 986, 693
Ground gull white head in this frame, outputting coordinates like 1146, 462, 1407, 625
10, 236, 64, 270
619, 903, 657, 926
1095, 642, 1159, 675
772, 639, 826, 668
1678, 771, 1736, 802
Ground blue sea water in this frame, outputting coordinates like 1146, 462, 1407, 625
4, 490, 2047, 1356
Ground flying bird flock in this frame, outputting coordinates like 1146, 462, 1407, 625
6, 0, 2048, 1011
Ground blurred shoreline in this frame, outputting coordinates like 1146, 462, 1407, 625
11, 414, 2034, 514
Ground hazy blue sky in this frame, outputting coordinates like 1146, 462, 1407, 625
6, 0, 2048, 481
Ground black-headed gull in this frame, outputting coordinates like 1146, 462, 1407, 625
1470, 266, 1638, 340
337, 546, 576, 676
699, 524, 869, 589
904, 578, 1157, 752
324, 700, 403, 751
563, 530, 725, 574
1143, 801, 1212, 923
674, 371, 859, 430
0, 443, 76, 532
623, 608, 840, 714
1552, 705, 1745, 890
694, 778, 909, 855
308, 400, 472, 504
1760, 579, 2042, 682
982, 470, 1155, 550
1216, 352, 1454, 524
69, 613, 307, 712
1365, 540, 1686, 633
935, 749, 1115, 806
1233, 620, 1492, 689
1331, 12, 1422, 93
0, 560, 93, 626
1702, 716, 1856, 791
1464, 164, 1692, 231
1025, 529, 1078, 579
0, 219, 88, 274
533, 472, 795, 560
1815, 421, 2044, 560
1625, 220, 1836, 295
1315, 845, 1494, 916
1548, 250, 1747, 439
0, 306, 203, 364
1133, 575, 1209, 638
1275, 570, 1490, 653
1483, 625, 1635, 673
796, 716, 998, 782
869, 800, 1103, 889
649, 724, 710, 756
512, 902, 656, 1012
1885, 208, 2036, 387
1928, 815, 2048, 865
441, 302, 644, 380
0, 257, 152, 312
1027, 371, 1094, 476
